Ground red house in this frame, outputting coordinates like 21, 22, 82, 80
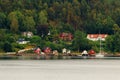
42, 47, 51, 54
34, 48, 41, 55
59, 32, 73, 41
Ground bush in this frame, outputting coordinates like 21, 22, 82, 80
30, 36, 41, 44
3, 42, 12, 52
12, 43, 25, 52
45, 41, 64, 52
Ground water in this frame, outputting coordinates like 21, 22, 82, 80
0, 60, 120, 80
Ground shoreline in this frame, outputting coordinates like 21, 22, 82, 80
0, 54, 120, 60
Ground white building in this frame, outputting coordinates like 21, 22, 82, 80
17, 38, 30, 44
87, 34, 108, 41
22, 31, 33, 38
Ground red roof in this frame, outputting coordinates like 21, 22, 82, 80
88, 34, 108, 38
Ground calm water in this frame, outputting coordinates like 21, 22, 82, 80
0, 60, 120, 80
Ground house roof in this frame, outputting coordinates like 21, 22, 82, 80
59, 32, 73, 37
87, 34, 108, 39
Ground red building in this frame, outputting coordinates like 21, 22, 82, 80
34, 48, 41, 55
59, 32, 73, 41
43, 47, 51, 54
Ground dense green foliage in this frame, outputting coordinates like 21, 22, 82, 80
105, 26, 120, 53
0, 0, 120, 33
0, 0, 120, 53
72, 30, 91, 52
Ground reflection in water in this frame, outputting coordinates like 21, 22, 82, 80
1, 55, 120, 60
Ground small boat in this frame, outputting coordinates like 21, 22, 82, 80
96, 53, 104, 58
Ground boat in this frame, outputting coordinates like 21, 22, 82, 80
95, 35, 104, 58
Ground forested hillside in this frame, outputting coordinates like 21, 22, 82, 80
0, 0, 120, 34
0, 0, 120, 53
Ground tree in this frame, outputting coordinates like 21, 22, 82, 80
30, 36, 41, 44
102, 16, 115, 34
23, 9, 35, 17
113, 24, 119, 34
15, 11, 24, 32
72, 30, 90, 52
38, 10, 48, 25
6, 35, 16, 43
80, 0, 90, 19
23, 16, 35, 32
7, 11, 25, 32
105, 35, 114, 53
0, 12, 6, 28
58, 23, 75, 34
0, 29, 6, 42
0, 0, 12, 13
12, 0, 24, 10
36, 25, 49, 38
3, 42, 12, 52
105, 25, 120, 53
8, 12, 19, 33
47, 7, 55, 21
10, 18, 19, 33
112, 26, 120, 52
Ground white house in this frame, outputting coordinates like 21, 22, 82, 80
22, 31, 33, 38
17, 38, 30, 44
87, 34, 108, 41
